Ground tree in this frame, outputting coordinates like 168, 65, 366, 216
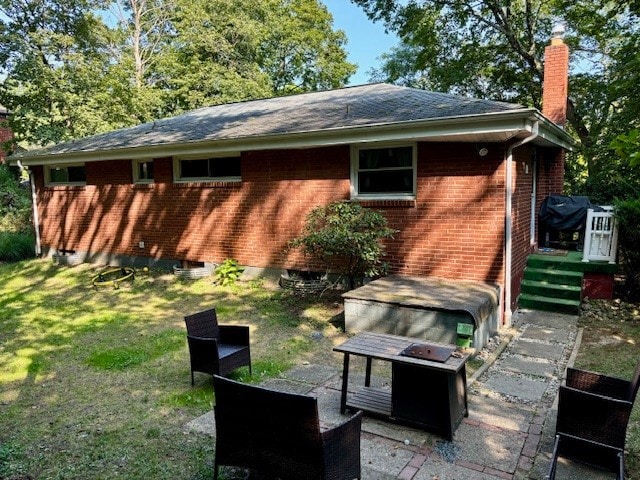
153, 0, 356, 113
0, 0, 137, 146
151, 0, 273, 113
614, 198, 640, 301
102, 0, 174, 122
288, 201, 398, 290
585, 129, 640, 204
110, 0, 173, 89
0, 0, 356, 145
612, 130, 640, 168
354, 0, 640, 183
258, 0, 355, 95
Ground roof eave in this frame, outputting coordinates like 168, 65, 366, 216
530, 112, 577, 151
10, 109, 576, 166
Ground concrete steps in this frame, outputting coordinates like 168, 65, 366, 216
520, 279, 582, 300
519, 292, 581, 314
522, 268, 582, 286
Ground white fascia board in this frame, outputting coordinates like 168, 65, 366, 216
11, 109, 575, 166
531, 112, 577, 151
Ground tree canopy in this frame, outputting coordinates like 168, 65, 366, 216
0, 0, 356, 148
354, 0, 640, 202
0, 0, 116, 144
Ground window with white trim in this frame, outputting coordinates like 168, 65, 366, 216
45, 163, 86, 186
351, 144, 416, 199
174, 155, 241, 182
132, 159, 154, 183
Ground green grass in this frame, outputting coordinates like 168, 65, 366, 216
0, 259, 347, 480
0, 442, 25, 478
86, 329, 185, 370
575, 302, 640, 479
6, 258, 639, 479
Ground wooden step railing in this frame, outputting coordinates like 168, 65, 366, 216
582, 206, 618, 264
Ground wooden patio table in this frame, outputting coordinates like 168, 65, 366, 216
333, 331, 470, 440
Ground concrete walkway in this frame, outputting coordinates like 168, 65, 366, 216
186, 308, 616, 479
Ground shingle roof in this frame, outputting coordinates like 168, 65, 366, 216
16, 83, 526, 158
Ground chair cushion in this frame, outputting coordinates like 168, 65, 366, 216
217, 344, 248, 358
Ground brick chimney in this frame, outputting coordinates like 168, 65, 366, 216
542, 23, 569, 127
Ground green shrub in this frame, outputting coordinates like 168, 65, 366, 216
214, 258, 244, 286
288, 200, 397, 290
614, 198, 640, 301
0, 163, 32, 233
0, 231, 35, 262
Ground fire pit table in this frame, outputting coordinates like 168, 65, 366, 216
334, 331, 469, 440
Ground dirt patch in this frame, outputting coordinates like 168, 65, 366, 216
579, 298, 640, 350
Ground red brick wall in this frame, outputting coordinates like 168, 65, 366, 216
0, 116, 12, 163
35, 147, 351, 266
374, 143, 506, 285
510, 145, 535, 311
534, 147, 565, 244
34, 142, 510, 286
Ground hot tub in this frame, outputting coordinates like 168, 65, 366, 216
342, 275, 500, 350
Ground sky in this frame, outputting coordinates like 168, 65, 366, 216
322, 1, 399, 86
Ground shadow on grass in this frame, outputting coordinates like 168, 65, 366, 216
0, 258, 348, 479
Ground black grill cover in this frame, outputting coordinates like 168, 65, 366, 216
539, 195, 602, 231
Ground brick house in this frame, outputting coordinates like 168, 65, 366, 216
9, 34, 574, 327
0, 105, 12, 163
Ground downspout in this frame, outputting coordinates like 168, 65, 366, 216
18, 161, 42, 256
504, 120, 539, 327
530, 153, 538, 247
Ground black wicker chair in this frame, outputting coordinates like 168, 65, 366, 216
184, 308, 251, 385
547, 359, 640, 480
212, 375, 362, 480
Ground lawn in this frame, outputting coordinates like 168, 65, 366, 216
0, 259, 350, 480
573, 298, 640, 478
2, 259, 640, 479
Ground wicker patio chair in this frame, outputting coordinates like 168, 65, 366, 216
212, 375, 362, 480
547, 359, 640, 480
184, 308, 251, 385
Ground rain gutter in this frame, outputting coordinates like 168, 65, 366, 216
10, 109, 574, 166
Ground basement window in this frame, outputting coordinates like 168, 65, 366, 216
132, 159, 154, 183
350, 144, 416, 200
174, 155, 241, 183
45, 163, 86, 186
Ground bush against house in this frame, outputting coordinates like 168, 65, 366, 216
288, 201, 397, 289
0, 164, 34, 262
0, 164, 30, 231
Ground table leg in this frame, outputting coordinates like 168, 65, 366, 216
462, 365, 469, 417
365, 357, 372, 387
340, 353, 350, 414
